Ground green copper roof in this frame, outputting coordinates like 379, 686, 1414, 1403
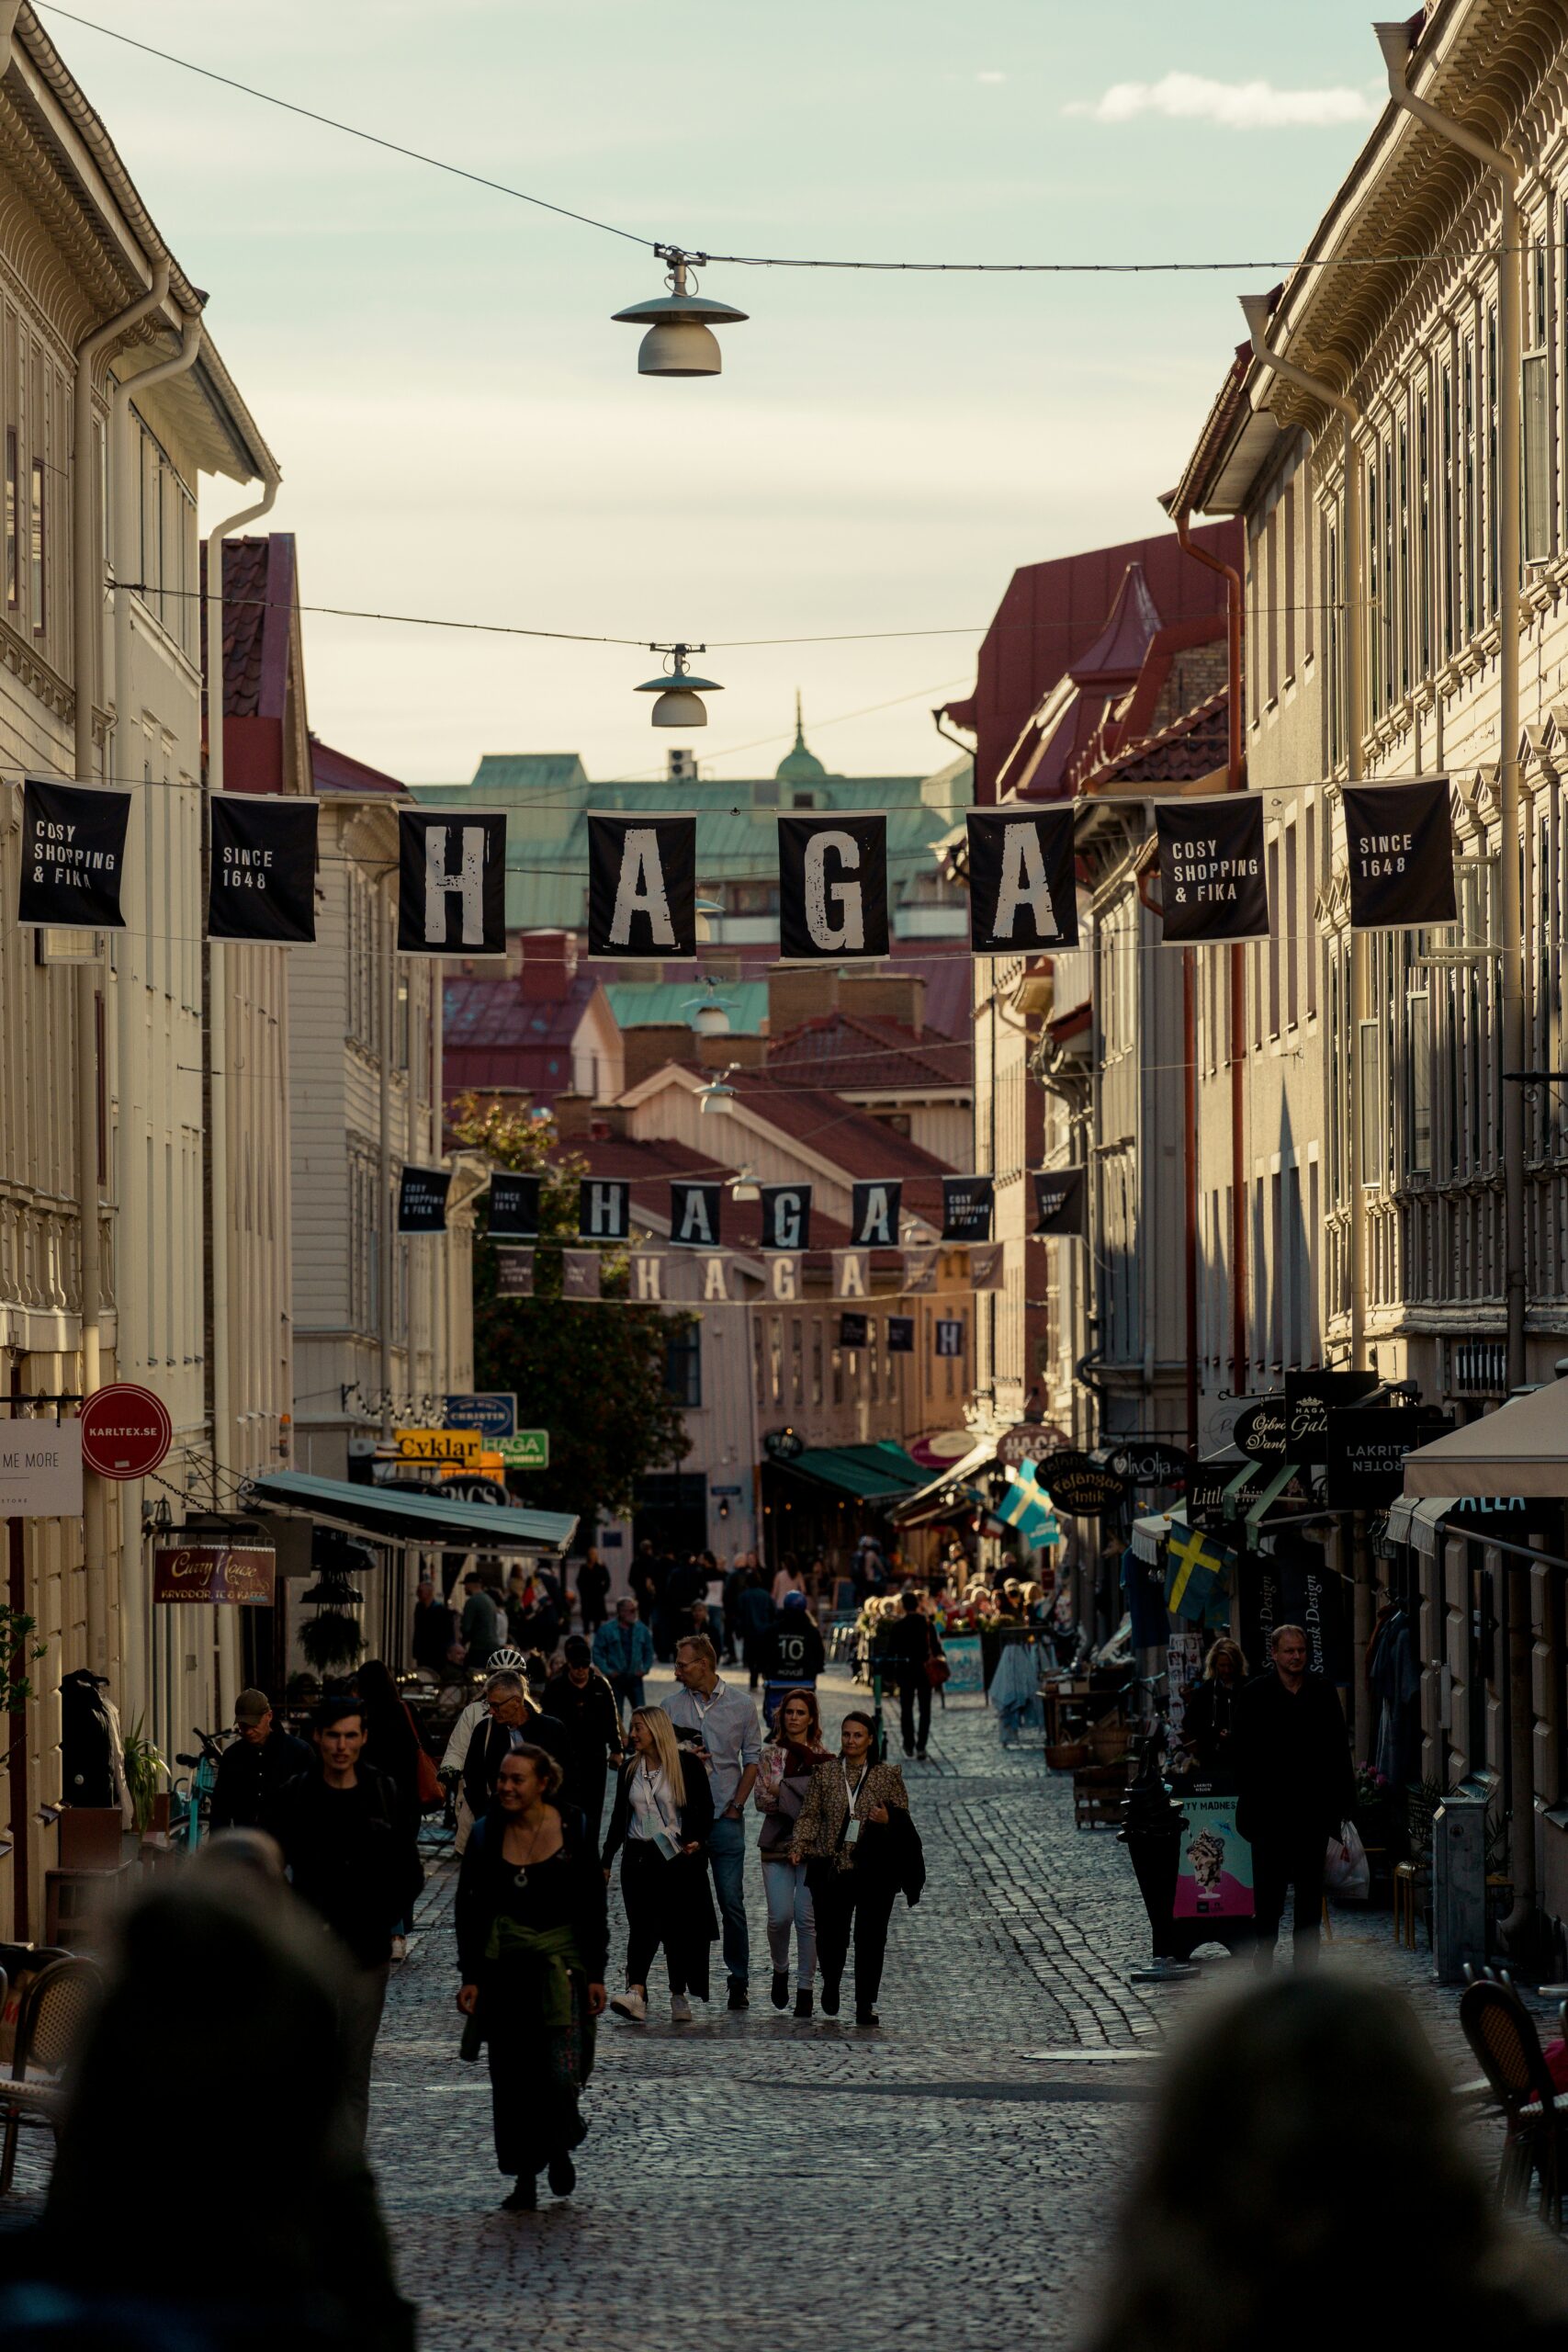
775, 693, 828, 786
604, 980, 770, 1035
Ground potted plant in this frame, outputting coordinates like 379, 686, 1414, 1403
122, 1715, 169, 1837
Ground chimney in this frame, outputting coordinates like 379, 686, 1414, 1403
550, 1091, 596, 1139
518, 929, 578, 1001
697, 1032, 766, 1069
767, 963, 843, 1034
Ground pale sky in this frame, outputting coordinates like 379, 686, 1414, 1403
54, 1, 1390, 785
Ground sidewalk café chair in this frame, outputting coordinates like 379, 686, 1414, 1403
0, 1955, 98, 2196
1458, 1976, 1564, 2228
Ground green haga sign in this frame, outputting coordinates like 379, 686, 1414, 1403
500, 1430, 549, 1470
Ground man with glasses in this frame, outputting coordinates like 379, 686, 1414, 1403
665, 1634, 761, 2010
460, 1670, 568, 1824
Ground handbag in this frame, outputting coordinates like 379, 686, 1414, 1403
406, 1702, 442, 1809
924, 1657, 952, 1690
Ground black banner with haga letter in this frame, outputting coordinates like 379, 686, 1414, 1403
777, 814, 888, 960
1156, 797, 1269, 943
850, 1180, 902, 1247
397, 808, 505, 955
965, 807, 1078, 953
18, 776, 130, 929
1341, 778, 1457, 929
208, 793, 319, 942
670, 1181, 723, 1248
587, 814, 696, 958
760, 1185, 812, 1251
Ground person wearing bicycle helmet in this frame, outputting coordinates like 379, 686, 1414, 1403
209, 1689, 310, 1834
441, 1653, 534, 1855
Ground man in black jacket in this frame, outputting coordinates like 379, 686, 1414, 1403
759, 1592, 826, 1726
266, 1697, 421, 2150
461, 1670, 569, 1821
1234, 1623, 1355, 1973
210, 1689, 311, 1833
540, 1637, 624, 1844
884, 1589, 945, 1761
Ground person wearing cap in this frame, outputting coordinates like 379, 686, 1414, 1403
758, 1590, 826, 1729
540, 1635, 625, 1846
209, 1690, 311, 1834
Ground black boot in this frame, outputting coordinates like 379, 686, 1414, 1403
771, 1969, 789, 2009
820, 1976, 841, 2017
794, 1986, 814, 2019
501, 2177, 537, 2212
547, 2154, 577, 2198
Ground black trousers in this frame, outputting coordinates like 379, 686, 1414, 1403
485, 2000, 584, 2177
621, 1841, 711, 1999
813, 1867, 897, 2012
898, 1674, 931, 1756
1251, 1827, 1328, 1971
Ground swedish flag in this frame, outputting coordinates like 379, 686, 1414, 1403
1163, 1522, 1233, 1626
996, 1458, 1055, 1546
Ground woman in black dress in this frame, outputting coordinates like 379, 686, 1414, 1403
455, 1743, 608, 2212
601, 1706, 715, 2026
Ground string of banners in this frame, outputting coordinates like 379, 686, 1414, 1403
17, 777, 1460, 952
401, 1169, 1090, 1243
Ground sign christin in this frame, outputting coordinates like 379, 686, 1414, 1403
1155, 797, 1269, 943
964, 808, 1078, 953
850, 1181, 902, 1247
207, 794, 319, 943
396, 809, 506, 956
17, 777, 130, 930
587, 814, 696, 958
777, 814, 888, 960
1341, 779, 1457, 929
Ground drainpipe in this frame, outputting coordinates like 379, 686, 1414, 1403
1375, 18, 1533, 1948
1171, 511, 1249, 1445
203, 470, 277, 1727
73, 259, 172, 1681
379, 875, 395, 1438
109, 306, 203, 1718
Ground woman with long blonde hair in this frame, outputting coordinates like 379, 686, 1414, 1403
600, 1705, 716, 2025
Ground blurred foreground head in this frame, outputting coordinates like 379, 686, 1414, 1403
33, 1861, 408, 2342
1088, 1975, 1564, 2352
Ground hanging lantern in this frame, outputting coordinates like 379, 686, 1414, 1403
613, 247, 748, 377
685, 978, 734, 1037
635, 642, 724, 729
698, 1064, 739, 1115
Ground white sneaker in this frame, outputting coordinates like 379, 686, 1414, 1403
610, 1987, 648, 2022
671, 1993, 694, 2023
389, 1935, 408, 1962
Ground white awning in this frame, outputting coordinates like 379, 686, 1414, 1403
1131, 1510, 1172, 1565
1401, 1380, 1568, 1499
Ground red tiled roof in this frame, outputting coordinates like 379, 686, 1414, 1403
1067, 563, 1161, 689
221, 534, 295, 721
310, 736, 405, 797
443, 968, 599, 1101
766, 1011, 972, 1095
1089, 685, 1231, 787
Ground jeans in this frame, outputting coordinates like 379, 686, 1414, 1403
1251, 1827, 1329, 1972
813, 1868, 897, 2013
337, 1961, 390, 2153
762, 1855, 817, 1984
607, 1673, 644, 1725
898, 1675, 931, 1756
997, 1697, 1033, 1745
706, 1812, 750, 1985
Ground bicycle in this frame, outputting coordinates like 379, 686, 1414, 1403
169, 1725, 230, 1851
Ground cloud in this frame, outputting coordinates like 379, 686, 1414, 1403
1064, 72, 1376, 130
976, 71, 1006, 85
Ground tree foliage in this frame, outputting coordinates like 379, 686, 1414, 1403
449, 1095, 692, 1528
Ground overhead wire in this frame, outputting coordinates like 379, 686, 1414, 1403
32, 6, 1519, 280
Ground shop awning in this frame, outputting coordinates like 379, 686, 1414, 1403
1131, 1510, 1173, 1564
888, 1438, 998, 1522
1401, 1379, 1568, 1499
775, 1443, 930, 1505
1244, 1460, 1304, 1530
246, 1469, 578, 1555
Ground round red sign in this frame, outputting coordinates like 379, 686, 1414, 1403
79, 1384, 173, 1481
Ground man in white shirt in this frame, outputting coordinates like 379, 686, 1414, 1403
664, 1634, 761, 2010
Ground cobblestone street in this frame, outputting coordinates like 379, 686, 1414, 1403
370, 1672, 1509, 2348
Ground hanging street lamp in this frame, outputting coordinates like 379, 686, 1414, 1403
613, 246, 748, 377
684, 978, 734, 1037
636, 642, 723, 728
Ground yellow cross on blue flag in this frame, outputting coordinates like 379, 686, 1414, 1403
996, 1458, 1055, 1545
1164, 1521, 1233, 1625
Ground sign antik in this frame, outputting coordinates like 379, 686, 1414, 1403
1039, 1448, 1131, 1516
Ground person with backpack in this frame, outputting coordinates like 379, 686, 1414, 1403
266, 1696, 423, 2150
758, 1590, 826, 1727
